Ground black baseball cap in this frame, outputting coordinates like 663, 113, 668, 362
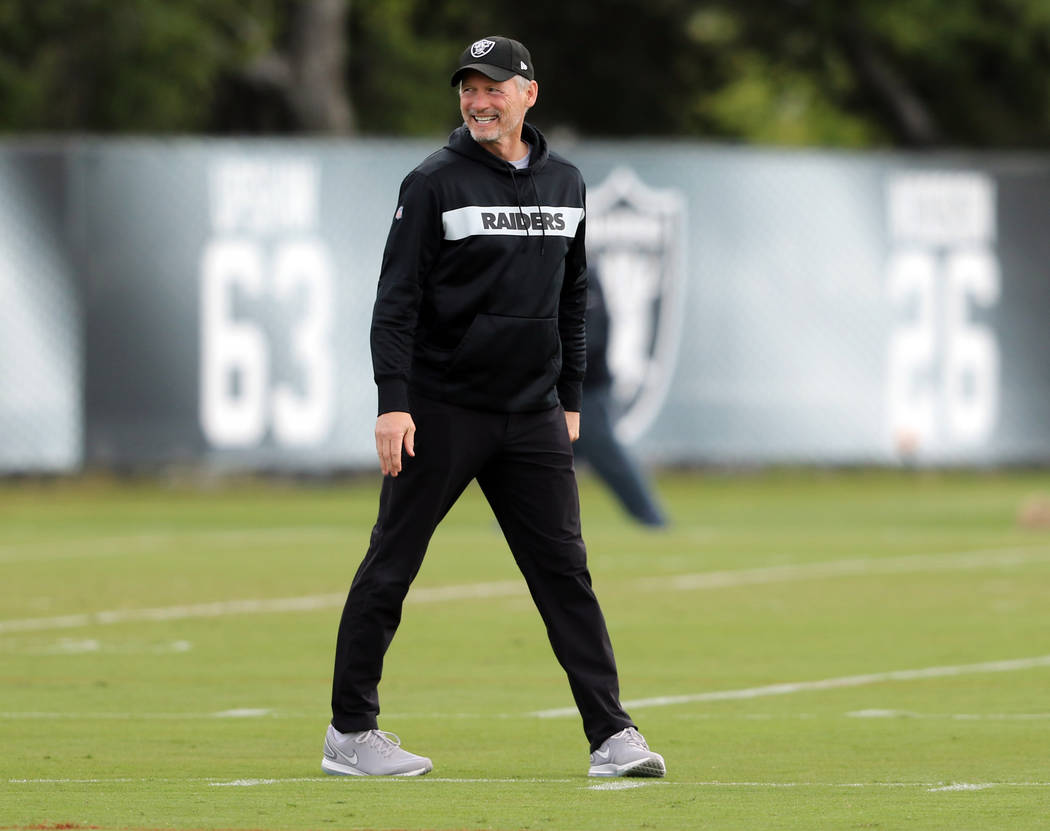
450, 36, 535, 86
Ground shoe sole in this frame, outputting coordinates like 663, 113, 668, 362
322, 757, 432, 777
588, 757, 666, 778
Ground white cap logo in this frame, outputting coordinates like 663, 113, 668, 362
471, 39, 496, 58
520, 61, 528, 70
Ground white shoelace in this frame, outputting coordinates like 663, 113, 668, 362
611, 727, 649, 750
353, 729, 402, 758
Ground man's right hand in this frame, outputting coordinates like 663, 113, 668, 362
375, 411, 416, 477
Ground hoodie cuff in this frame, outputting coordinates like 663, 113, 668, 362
377, 379, 411, 415
558, 380, 583, 413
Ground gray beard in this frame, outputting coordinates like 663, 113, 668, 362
466, 123, 498, 143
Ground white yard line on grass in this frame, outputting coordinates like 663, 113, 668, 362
587, 780, 650, 790
3, 545, 1048, 635
6, 708, 1050, 722
847, 709, 1050, 720
0, 581, 523, 634
533, 655, 1050, 717
928, 783, 996, 792
0, 526, 352, 564
638, 546, 1050, 592
0, 593, 346, 634
0, 710, 283, 720
8, 776, 1050, 791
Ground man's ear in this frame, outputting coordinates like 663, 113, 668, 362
526, 80, 539, 108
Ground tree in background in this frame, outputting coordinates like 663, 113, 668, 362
0, 0, 277, 132
1, 0, 1048, 148
0, 0, 348, 133
213, 0, 350, 133
689, 0, 1050, 148
359, 0, 1050, 148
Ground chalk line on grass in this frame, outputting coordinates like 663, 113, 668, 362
928, 783, 996, 792
848, 709, 1050, 720
0, 595, 344, 635
9, 637, 194, 655
9, 776, 1049, 791
639, 546, 1050, 592
3, 545, 1047, 635
0, 526, 352, 564
587, 780, 651, 790
5, 707, 1049, 723
533, 654, 1050, 717
211, 778, 324, 787
211, 708, 274, 718
0, 581, 522, 635
5, 652, 1050, 724
0, 709, 281, 720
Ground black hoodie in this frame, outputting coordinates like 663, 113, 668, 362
370, 122, 588, 415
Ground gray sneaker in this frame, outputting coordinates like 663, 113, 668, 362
588, 727, 666, 777
321, 725, 433, 776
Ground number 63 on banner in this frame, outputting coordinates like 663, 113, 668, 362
199, 238, 335, 448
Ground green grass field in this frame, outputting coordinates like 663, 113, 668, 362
2, 469, 1050, 830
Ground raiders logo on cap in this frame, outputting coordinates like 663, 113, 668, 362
451, 36, 535, 86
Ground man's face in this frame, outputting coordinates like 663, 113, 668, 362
458, 71, 537, 148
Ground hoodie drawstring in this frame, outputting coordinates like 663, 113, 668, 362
509, 167, 529, 247
528, 170, 546, 256
508, 166, 546, 256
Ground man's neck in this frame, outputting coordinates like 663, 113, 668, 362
478, 133, 528, 164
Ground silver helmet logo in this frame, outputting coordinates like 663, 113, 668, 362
586, 168, 687, 444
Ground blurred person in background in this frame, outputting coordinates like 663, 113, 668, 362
574, 270, 668, 528
321, 35, 665, 780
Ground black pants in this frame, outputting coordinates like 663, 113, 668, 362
330, 397, 634, 751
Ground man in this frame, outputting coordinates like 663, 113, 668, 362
322, 35, 665, 779
574, 271, 668, 527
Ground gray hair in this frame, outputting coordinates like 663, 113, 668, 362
458, 74, 532, 93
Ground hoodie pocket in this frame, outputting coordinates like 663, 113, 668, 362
445, 313, 560, 406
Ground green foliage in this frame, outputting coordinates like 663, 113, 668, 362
1, 0, 1049, 146
694, 51, 886, 147
346, 0, 1050, 147
347, 0, 466, 136
693, 0, 1050, 147
0, 0, 278, 132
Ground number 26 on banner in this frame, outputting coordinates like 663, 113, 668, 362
887, 247, 1000, 450
199, 238, 335, 448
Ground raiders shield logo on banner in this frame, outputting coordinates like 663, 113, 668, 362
587, 167, 686, 444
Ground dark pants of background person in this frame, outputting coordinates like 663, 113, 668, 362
574, 384, 667, 527
330, 396, 635, 752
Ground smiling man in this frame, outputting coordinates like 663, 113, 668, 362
321, 35, 666, 780
457, 46, 537, 157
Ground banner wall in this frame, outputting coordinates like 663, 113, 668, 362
0, 150, 80, 471
2, 139, 1047, 471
